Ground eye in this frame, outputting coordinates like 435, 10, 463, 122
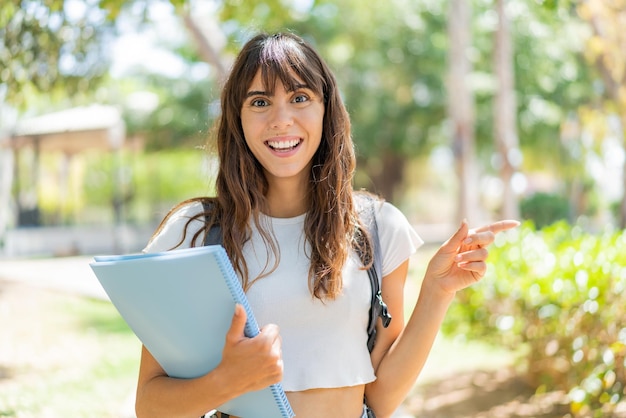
251, 98, 269, 107
292, 94, 310, 104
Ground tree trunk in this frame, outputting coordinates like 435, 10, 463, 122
377, 152, 406, 203
619, 117, 626, 229
448, 0, 480, 222
581, 0, 626, 228
494, 0, 520, 220
181, 11, 228, 81
357, 151, 406, 204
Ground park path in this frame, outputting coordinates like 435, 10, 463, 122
0, 255, 108, 300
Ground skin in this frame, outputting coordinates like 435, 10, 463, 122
240, 70, 325, 218
134, 70, 520, 418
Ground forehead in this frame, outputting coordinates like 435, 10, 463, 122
247, 68, 307, 93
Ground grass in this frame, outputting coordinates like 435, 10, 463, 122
405, 244, 517, 386
418, 334, 517, 384
0, 284, 141, 418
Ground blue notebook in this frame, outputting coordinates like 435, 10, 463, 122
90, 245, 294, 418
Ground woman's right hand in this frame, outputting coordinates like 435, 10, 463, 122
135, 304, 283, 418
216, 304, 283, 393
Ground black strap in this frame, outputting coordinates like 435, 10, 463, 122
355, 194, 392, 353
202, 202, 221, 246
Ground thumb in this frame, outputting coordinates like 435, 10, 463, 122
225, 303, 248, 344
441, 219, 469, 252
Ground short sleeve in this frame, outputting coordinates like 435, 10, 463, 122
143, 201, 206, 254
375, 202, 423, 277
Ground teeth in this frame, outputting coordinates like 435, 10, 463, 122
267, 139, 300, 149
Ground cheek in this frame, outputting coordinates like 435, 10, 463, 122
312, 112, 325, 139
316, 108, 325, 130
240, 115, 256, 144
241, 113, 266, 138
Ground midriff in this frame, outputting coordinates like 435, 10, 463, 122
218, 384, 366, 418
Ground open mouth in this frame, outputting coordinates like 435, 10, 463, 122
266, 138, 302, 151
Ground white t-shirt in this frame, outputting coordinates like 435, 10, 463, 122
144, 200, 423, 391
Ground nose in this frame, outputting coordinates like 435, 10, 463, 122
269, 102, 293, 129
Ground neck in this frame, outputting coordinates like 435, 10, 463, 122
265, 176, 310, 218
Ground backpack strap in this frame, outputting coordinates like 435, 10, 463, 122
202, 201, 222, 246
356, 194, 392, 353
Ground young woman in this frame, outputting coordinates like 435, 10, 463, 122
135, 31, 519, 418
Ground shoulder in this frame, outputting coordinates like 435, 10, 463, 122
376, 201, 411, 231
353, 190, 381, 209
168, 198, 208, 218
143, 199, 208, 253
353, 190, 409, 233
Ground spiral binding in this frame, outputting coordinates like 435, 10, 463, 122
215, 247, 295, 418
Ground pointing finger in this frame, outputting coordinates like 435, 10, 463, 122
473, 220, 520, 235
464, 230, 495, 248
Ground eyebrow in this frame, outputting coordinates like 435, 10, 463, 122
245, 83, 311, 98
245, 90, 266, 98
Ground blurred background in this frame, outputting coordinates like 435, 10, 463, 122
0, 0, 625, 417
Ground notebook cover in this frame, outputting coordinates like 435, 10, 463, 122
90, 246, 294, 418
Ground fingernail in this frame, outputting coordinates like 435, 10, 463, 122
454, 254, 462, 261
464, 237, 472, 245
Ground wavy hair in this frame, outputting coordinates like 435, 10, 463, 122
152, 32, 373, 299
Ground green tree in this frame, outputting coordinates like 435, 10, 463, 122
4, 0, 620, 227
219, 0, 606, 218
493, 0, 521, 220
0, 0, 114, 108
448, 0, 480, 221
576, 0, 626, 227
472, 0, 601, 223
117, 61, 216, 151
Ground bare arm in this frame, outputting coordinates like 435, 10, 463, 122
365, 219, 519, 417
135, 304, 283, 418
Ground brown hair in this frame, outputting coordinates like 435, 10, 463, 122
151, 32, 373, 299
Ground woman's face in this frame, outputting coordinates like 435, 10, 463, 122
240, 69, 325, 188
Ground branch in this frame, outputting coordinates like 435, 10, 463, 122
181, 11, 228, 81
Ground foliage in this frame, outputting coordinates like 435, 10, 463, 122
124, 149, 215, 218
0, 0, 114, 108
38, 149, 214, 225
3, 0, 623, 224
520, 192, 571, 228
121, 71, 216, 151
217, 0, 606, 203
575, 0, 626, 227
443, 221, 626, 415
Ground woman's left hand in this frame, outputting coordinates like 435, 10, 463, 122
425, 219, 520, 295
